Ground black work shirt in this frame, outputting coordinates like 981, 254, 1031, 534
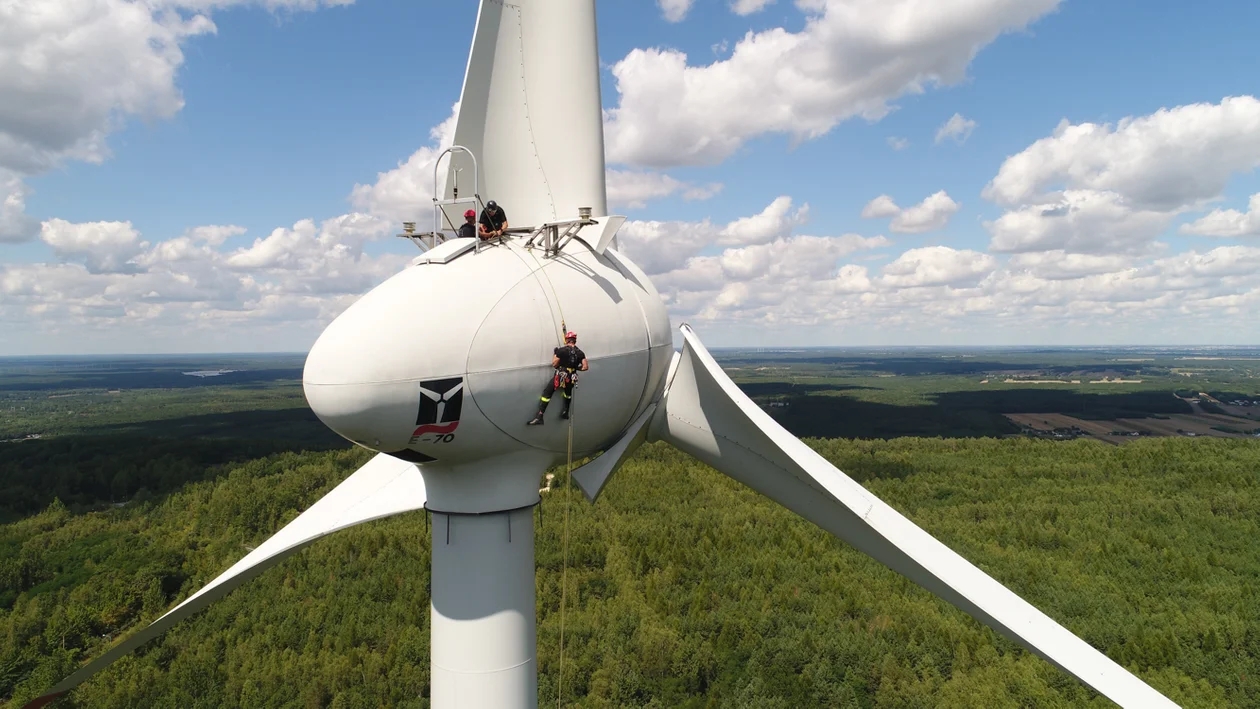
554, 345, 585, 371
480, 206, 507, 232
457, 222, 477, 239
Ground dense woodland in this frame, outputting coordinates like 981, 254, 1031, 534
3, 437, 1257, 707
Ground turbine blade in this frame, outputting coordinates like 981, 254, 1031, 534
571, 403, 656, 502
648, 324, 1177, 709
23, 452, 426, 708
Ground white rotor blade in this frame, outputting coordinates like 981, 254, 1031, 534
23, 452, 427, 709
648, 324, 1177, 709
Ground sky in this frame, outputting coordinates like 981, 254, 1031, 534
2, 0, 1260, 354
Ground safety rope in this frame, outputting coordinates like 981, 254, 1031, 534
511, 240, 576, 706
557, 412, 574, 708
520, 241, 567, 344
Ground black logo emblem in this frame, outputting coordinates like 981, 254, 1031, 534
412, 377, 463, 439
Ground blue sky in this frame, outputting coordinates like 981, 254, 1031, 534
2, 0, 1260, 353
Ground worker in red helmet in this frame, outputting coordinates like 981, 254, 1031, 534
458, 209, 478, 240
528, 331, 588, 425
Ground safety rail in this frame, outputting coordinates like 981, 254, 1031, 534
523, 207, 599, 258
393, 145, 598, 259
430, 145, 486, 253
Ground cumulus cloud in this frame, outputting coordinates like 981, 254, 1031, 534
880, 246, 996, 288
861, 195, 901, 219
731, 0, 776, 14
347, 103, 458, 223
2, 212, 406, 347
717, 196, 809, 245
1180, 193, 1260, 238
983, 96, 1260, 210
985, 190, 1172, 254
658, 0, 694, 23
1006, 251, 1133, 280
0, 0, 355, 243
41, 219, 150, 274
935, 113, 977, 144
617, 196, 810, 275
606, 169, 723, 210
0, 170, 36, 242
887, 137, 910, 151
604, 0, 1060, 167
861, 191, 959, 233
979, 97, 1260, 257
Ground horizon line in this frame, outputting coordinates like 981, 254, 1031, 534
4, 343, 1260, 358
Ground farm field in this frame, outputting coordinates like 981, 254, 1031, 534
1006, 412, 1260, 444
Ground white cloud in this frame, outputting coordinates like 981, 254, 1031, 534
614, 217, 718, 276
3, 211, 406, 348
617, 196, 809, 275
887, 137, 910, 151
1180, 193, 1260, 238
880, 246, 996, 288
861, 195, 901, 219
983, 96, 1260, 210
0, 0, 356, 243
717, 196, 810, 246
658, 0, 694, 23
979, 97, 1260, 258
0, 169, 36, 242
605, 169, 723, 210
348, 103, 458, 223
986, 189, 1173, 254
731, 0, 776, 15
604, 0, 1060, 167
683, 183, 724, 201
1006, 251, 1133, 280
41, 219, 150, 274
892, 191, 960, 233
186, 224, 247, 246
861, 191, 959, 233
935, 113, 977, 144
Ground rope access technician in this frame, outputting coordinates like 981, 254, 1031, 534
528, 331, 588, 425
479, 200, 509, 239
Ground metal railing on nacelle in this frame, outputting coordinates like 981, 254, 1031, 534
523, 208, 599, 258
421, 145, 486, 253
393, 145, 599, 258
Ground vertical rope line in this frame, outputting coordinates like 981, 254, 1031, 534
557, 414, 574, 708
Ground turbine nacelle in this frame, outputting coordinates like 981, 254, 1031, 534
302, 235, 673, 512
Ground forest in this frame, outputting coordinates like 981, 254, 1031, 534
2, 352, 1258, 707
3, 437, 1258, 708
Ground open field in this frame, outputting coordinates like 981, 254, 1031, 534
1007, 412, 1260, 444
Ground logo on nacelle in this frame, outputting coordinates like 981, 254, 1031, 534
411, 377, 463, 444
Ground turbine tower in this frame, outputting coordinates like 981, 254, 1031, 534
23, 2, 1180, 708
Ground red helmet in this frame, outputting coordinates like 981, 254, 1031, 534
565, 331, 577, 341
464, 209, 476, 218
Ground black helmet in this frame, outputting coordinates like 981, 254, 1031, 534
487, 200, 498, 210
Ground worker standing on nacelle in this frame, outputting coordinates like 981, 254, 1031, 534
528, 331, 588, 425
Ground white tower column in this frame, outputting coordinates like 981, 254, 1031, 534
429, 505, 538, 709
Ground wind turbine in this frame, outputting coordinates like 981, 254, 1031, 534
23, 1, 1180, 708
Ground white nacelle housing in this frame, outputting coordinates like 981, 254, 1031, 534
303, 236, 672, 511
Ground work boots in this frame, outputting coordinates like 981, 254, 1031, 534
527, 412, 544, 426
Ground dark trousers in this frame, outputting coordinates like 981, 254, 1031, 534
538, 370, 575, 413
